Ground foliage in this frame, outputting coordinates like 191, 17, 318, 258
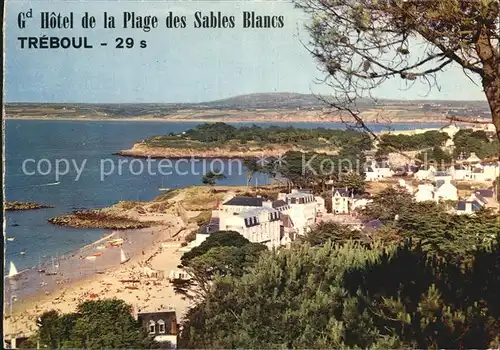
335, 172, 366, 194
179, 238, 500, 348
180, 230, 258, 266
453, 129, 499, 159
35, 299, 155, 349
379, 131, 449, 152
301, 221, 362, 246
296, 0, 499, 139
361, 186, 415, 222
361, 187, 499, 263
145, 123, 373, 151
267, 149, 367, 193
416, 146, 453, 167
201, 169, 226, 186
176, 231, 266, 299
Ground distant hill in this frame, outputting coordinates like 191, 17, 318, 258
5, 93, 490, 119
197, 93, 328, 109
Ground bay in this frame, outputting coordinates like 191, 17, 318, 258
4, 119, 444, 272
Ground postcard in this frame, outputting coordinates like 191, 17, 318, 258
3, 0, 499, 348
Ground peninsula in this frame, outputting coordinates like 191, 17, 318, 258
117, 122, 372, 159
5, 201, 54, 211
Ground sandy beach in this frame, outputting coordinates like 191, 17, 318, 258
3, 209, 195, 340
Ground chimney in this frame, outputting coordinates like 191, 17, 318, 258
171, 317, 178, 335
263, 200, 273, 208
465, 201, 472, 213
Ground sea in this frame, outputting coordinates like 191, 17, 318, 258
4, 119, 446, 274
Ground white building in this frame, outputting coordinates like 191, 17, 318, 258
219, 206, 281, 249
352, 197, 372, 211
278, 189, 317, 236
434, 171, 452, 184
414, 184, 435, 202
332, 188, 353, 214
449, 164, 471, 181
414, 165, 437, 181
435, 180, 458, 201
364, 160, 393, 181
314, 196, 326, 215
480, 162, 500, 181
470, 168, 488, 182
456, 200, 482, 215
397, 179, 414, 194
465, 152, 481, 164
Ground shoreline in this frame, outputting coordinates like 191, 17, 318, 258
5, 116, 453, 125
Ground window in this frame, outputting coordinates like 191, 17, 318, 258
158, 319, 166, 334
149, 320, 156, 334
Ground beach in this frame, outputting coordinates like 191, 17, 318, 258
4, 209, 194, 340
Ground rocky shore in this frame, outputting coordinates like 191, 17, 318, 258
48, 210, 158, 230
117, 143, 336, 159
5, 201, 54, 211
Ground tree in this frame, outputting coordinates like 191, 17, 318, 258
301, 221, 362, 246
179, 238, 500, 348
180, 230, 259, 265
243, 159, 263, 186
360, 186, 415, 222
35, 299, 155, 349
175, 231, 266, 299
297, 0, 500, 140
336, 172, 366, 194
201, 169, 226, 186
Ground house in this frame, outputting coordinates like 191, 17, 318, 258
435, 181, 458, 201
456, 200, 482, 215
414, 165, 437, 181
481, 162, 500, 180
449, 164, 471, 181
352, 196, 372, 211
218, 206, 281, 249
314, 196, 326, 215
364, 160, 393, 181
138, 311, 178, 348
278, 189, 317, 235
331, 188, 353, 214
434, 171, 452, 184
414, 184, 435, 202
397, 179, 414, 194
465, 152, 481, 164
470, 167, 488, 182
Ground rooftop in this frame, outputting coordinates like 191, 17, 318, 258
223, 196, 264, 207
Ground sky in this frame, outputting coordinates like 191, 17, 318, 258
4, 0, 487, 103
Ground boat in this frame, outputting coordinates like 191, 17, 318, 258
20, 251, 26, 255
120, 248, 130, 264
159, 178, 170, 191
109, 238, 124, 247
45, 256, 59, 276
7, 237, 15, 241
96, 245, 106, 250
37, 256, 45, 273
85, 255, 97, 261
8, 261, 18, 278
92, 252, 103, 257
